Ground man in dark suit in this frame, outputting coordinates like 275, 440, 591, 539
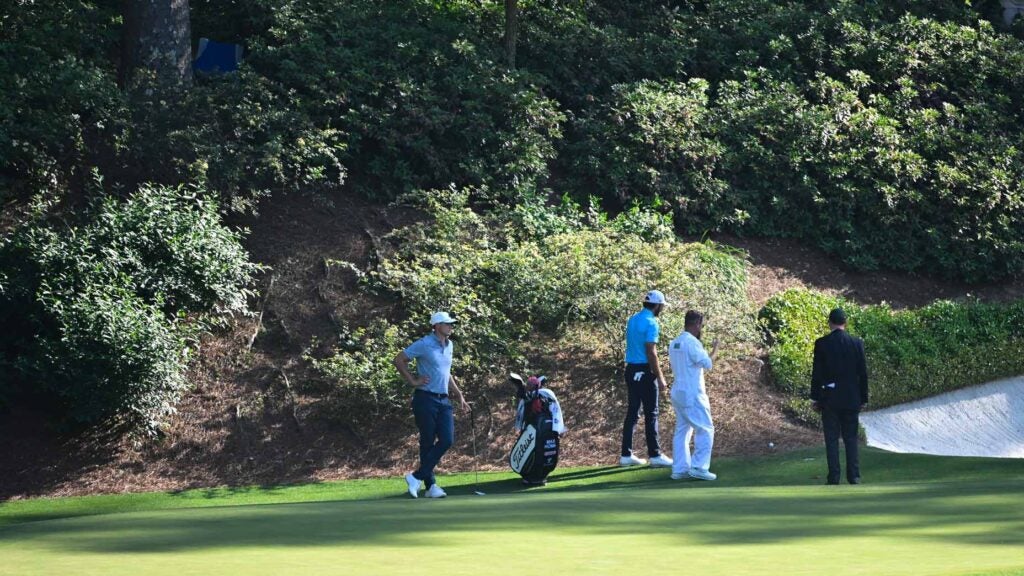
811, 308, 869, 485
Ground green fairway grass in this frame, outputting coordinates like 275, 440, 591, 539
2, 448, 1022, 576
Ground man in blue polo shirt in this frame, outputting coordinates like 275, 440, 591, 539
394, 311, 470, 498
620, 290, 673, 467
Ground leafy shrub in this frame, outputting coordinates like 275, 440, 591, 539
520, 1, 1024, 282
0, 1, 344, 214
705, 18, 1024, 281
0, 0, 125, 203
519, 1, 696, 110
760, 288, 1024, 423
244, 0, 564, 202
32, 279, 188, 431
86, 184, 261, 316
0, 185, 259, 432
309, 188, 755, 414
566, 79, 726, 223
122, 71, 348, 212
305, 319, 410, 426
7, 0, 1024, 287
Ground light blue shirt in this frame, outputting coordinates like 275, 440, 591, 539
625, 308, 660, 364
404, 333, 453, 395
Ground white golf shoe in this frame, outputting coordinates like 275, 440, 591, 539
689, 468, 717, 481
619, 454, 647, 466
405, 473, 423, 498
648, 454, 673, 468
426, 484, 447, 498
670, 471, 690, 480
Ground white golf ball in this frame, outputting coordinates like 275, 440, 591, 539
768, 442, 775, 448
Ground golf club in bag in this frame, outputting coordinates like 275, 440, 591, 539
508, 373, 565, 486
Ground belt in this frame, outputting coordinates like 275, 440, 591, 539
415, 389, 448, 399
625, 363, 650, 368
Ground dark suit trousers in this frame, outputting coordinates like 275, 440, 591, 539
822, 406, 860, 484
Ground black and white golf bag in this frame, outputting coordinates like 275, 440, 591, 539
508, 374, 564, 485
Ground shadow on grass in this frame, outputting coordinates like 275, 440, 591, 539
2, 478, 1023, 556
443, 447, 1024, 497
2, 448, 1022, 553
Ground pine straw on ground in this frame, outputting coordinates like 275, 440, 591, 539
1, 202, 1018, 500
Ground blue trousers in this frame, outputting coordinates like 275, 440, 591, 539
411, 392, 454, 488
621, 364, 662, 457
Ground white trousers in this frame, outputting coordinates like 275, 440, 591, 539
670, 390, 715, 474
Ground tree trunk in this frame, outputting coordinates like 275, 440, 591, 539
120, 0, 193, 89
504, 0, 518, 69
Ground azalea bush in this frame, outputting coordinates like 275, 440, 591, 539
309, 189, 755, 416
760, 288, 1024, 423
0, 185, 259, 433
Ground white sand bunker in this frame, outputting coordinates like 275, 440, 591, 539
860, 375, 1024, 458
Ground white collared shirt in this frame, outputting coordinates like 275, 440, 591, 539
668, 331, 713, 406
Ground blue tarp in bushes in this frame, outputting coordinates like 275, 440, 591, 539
193, 38, 242, 73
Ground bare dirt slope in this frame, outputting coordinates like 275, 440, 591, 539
2, 200, 1019, 500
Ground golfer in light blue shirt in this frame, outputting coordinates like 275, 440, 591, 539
394, 311, 469, 499
620, 290, 673, 468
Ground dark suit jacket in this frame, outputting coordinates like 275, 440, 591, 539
811, 328, 868, 410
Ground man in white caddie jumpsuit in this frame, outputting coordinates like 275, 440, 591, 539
668, 310, 719, 481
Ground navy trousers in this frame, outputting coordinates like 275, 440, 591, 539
411, 391, 454, 488
621, 364, 662, 457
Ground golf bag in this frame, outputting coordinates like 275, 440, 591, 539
508, 374, 564, 485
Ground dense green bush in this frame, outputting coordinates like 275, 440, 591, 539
704, 16, 1024, 281
85, 184, 261, 316
760, 288, 1024, 423
123, 71, 348, 212
309, 189, 754, 416
244, 0, 563, 202
519, 2, 696, 110
3, 0, 564, 210
7, 0, 1022, 281
0, 0, 124, 203
519, 1, 1024, 281
566, 79, 726, 224
0, 185, 259, 432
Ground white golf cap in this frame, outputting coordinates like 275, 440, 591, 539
643, 290, 668, 305
430, 311, 457, 325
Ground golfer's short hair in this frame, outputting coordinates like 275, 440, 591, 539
643, 301, 660, 311
684, 310, 703, 328
829, 307, 847, 325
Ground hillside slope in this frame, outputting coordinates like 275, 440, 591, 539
1, 195, 1020, 500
